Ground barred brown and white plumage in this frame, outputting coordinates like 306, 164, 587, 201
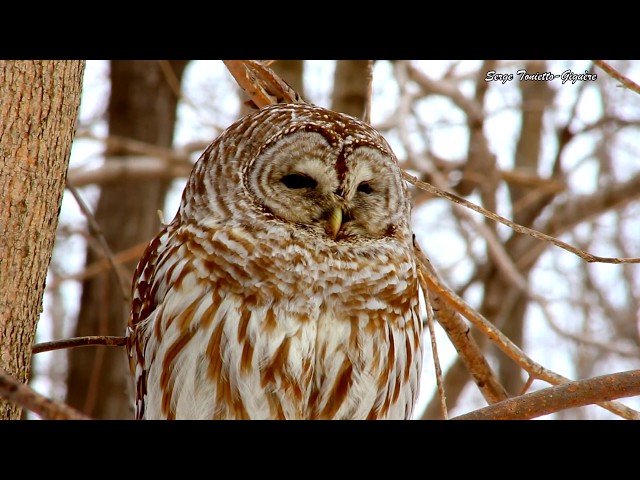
126, 102, 423, 419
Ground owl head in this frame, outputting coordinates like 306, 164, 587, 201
181, 103, 412, 245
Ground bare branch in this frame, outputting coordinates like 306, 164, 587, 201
415, 241, 509, 407
223, 60, 305, 109
104, 135, 211, 161
66, 184, 131, 302
517, 171, 640, 269
406, 62, 483, 123
68, 157, 194, 188
520, 375, 535, 396
47, 241, 148, 290
457, 59, 499, 199
453, 370, 640, 420
422, 281, 448, 419
157, 60, 184, 100
593, 60, 640, 95
501, 168, 566, 193
403, 171, 640, 264
0, 369, 91, 420
363, 60, 374, 124
67, 134, 211, 188
541, 303, 638, 359
32, 336, 127, 355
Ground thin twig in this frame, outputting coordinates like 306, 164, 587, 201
540, 300, 638, 358
104, 134, 210, 161
362, 60, 374, 125
157, 60, 183, 100
403, 171, 640, 264
47, 241, 148, 290
593, 60, 640, 95
426, 164, 640, 358
520, 376, 535, 396
414, 241, 509, 407
32, 336, 127, 354
0, 369, 91, 420
421, 278, 448, 419
406, 62, 483, 123
69, 157, 193, 189
516, 171, 640, 270
453, 370, 640, 420
66, 184, 131, 301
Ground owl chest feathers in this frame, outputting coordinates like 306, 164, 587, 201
140, 223, 421, 419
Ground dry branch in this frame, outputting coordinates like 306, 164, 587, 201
363, 60, 374, 124
453, 370, 640, 420
104, 134, 210, 161
47, 241, 148, 290
32, 336, 127, 355
405, 62, 483, 123
517, 171, 640, 269
593, 60, 640, 95
157, 60, 184, 100
0, 369, 91, 420
422, 283, 448, 419
69, 157, 193, 188
66, 184, 131, 302
223, 60, 305, 109
414, 241, 509, 406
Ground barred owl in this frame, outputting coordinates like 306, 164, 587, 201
126, 102, 423, 419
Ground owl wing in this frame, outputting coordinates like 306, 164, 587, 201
127, 222, 270, 419
127, 223, 210, 419
127, 227, 168, 420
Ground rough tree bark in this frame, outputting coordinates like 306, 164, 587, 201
0, 60, 85, 420
65, 60, 189, 419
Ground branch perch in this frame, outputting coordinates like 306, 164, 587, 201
453, 370, 640, 420
32, 336, 127, 354
593, 60, 640, 95
0, 369, 91, 420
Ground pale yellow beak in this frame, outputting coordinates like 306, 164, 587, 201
326, 206, 343, 239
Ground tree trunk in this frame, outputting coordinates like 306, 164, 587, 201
331, 60, 370, 119
65, 60, 189, 419
0, 60, 85, 420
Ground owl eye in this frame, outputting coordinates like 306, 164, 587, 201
357, 181, 373, 194
281, 173, 318, 189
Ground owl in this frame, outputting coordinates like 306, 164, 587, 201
126, 102, 423, 419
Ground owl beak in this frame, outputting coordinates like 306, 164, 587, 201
326, 206, 343, 239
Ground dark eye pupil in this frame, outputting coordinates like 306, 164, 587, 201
357, 181, 373, 194
281, 174, 317, 189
